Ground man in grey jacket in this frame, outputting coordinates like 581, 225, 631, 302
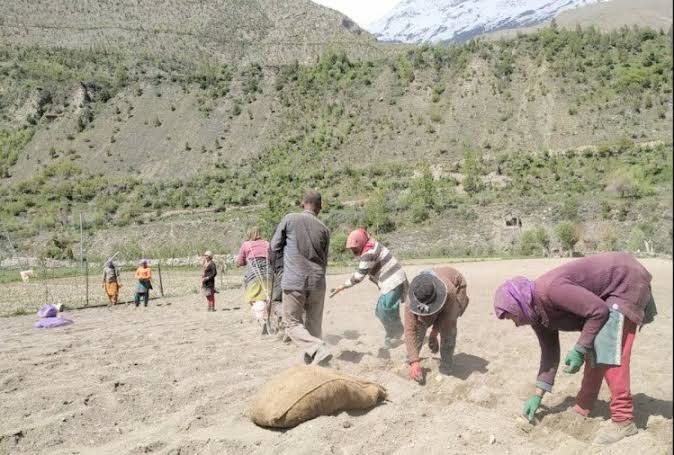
270, 190, 332, 365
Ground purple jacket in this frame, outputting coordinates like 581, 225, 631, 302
531, 252, 652, 389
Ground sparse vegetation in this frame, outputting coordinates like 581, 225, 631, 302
0, 25, 671, 257
555, 221, 581, 256
519, 226, 550, 256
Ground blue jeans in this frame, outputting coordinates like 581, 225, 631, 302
375, 283, 405, 339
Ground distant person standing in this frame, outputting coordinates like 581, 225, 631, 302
102, 258, 121, 306
134, 259, 153, 307
270, 190, 331, 365
202, 251, 217, 312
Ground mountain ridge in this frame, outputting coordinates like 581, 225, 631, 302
369, 0, 605, 43
0, 0, 390, 65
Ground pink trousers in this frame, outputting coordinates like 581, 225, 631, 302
574, 318, 637, 422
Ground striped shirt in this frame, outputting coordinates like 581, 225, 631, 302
344, 241, 407, 296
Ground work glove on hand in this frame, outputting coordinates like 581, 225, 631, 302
409, 361, 423, 383
522, 395, 542, 423
563, 346, 585, 374
428, 328, 439, 354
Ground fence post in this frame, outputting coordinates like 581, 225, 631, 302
42, 260, 48, 305
158, 260, 164, 297
79, 213, 84, 275
85, 257, 89, 306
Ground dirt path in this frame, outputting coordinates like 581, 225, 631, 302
0, 258, 671, 454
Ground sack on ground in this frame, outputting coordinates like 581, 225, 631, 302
37, 304, 58, 318
249, 365, 387, 428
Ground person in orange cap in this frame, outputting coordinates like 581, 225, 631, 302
330, 228, 407, 348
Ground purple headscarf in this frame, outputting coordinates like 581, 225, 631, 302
493, 276, 537, 325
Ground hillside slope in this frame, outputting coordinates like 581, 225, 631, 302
0, 0, 385, 65
4, 28, 672, 183
0, 25, 671, 259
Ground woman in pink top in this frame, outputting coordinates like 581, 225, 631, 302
236, 226, 272, 306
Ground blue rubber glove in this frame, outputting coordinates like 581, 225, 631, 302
563, 346, 585, 374
523, 395, 542, 422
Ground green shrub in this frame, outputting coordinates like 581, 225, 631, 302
410, 163, 437, 210
330, 231, 349, 260
462, 147, 483, 194
600, 200, 612, 220
559, 196, 580, 221
364, 191, 395, 234
605, 166, 654, 198
41, 235, 74, 260
410, 198, 428, 223
599, 225, 619, 251
554, 221, 581, 255
0, 128, 34, 177
519, 226, 550, 256
627, 227, 647, 252
232, 102, 242, 116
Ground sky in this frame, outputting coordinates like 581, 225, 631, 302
311, 0, 400, 28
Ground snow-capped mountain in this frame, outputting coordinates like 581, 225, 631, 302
369, 0, 610, 43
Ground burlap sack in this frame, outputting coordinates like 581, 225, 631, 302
249, 365, 387, 428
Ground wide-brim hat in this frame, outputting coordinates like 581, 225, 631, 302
408, 272, 448, 316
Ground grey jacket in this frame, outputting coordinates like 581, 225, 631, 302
270, 210, 330, 291
103, 265, 119, 283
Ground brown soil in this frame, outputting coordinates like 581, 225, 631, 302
0, 258, 671, 454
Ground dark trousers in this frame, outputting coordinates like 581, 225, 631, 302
134, 292, 149, 307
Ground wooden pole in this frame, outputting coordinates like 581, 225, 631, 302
85, 257, 89, 306
158, 261, 164, 297
79, 213, 84, 275
42, 259, 48, 305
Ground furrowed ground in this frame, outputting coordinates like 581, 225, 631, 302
0, 258, 671, 455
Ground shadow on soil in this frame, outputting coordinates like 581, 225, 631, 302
324, 330, 361, 346
540, 394, 672, 429
450, 353, 489, 380
337, 350, 365, 363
